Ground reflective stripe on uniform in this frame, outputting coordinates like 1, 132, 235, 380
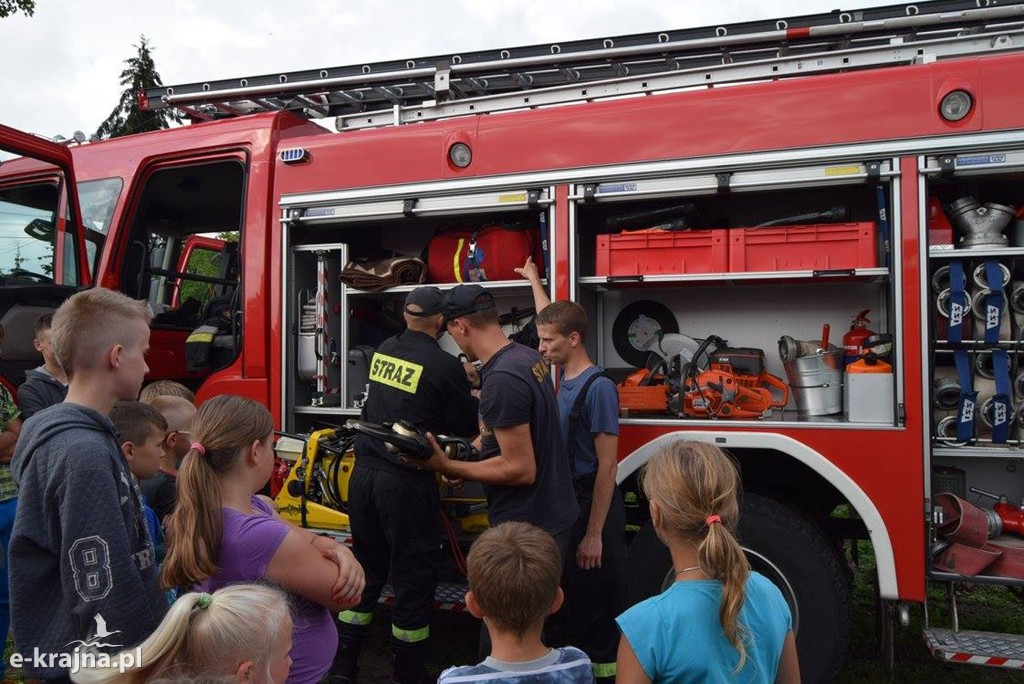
186, 328, 216, 344
392, 623, 430, 643
338, 610, 373, 626
368, 351, 424, 394
592, 662, 617, 679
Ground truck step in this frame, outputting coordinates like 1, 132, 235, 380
379, 582, 468, 612
925, 628, 1024, 669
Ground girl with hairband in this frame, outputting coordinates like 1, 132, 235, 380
72, 583, 292, 683
159, 395, 365, 684
615, 441, 800, 684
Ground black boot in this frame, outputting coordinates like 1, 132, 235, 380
329, 629, 364, 683
390, 637, 429, 684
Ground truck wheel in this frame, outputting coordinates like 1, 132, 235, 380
625, 493, 850, 683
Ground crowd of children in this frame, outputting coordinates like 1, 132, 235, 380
0, 287, 801, 684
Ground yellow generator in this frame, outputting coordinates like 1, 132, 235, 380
272, 424, 490, 542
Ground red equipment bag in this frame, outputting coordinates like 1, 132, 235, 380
427, 225, 545, 283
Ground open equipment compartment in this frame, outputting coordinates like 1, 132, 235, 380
573, 159, 900, 425
924, 149, 1024, 565
280, 186, 555, 433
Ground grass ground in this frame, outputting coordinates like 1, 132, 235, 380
3, 541, 1022, 682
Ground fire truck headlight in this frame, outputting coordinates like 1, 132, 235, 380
449, 142, 472, 168
939, 90, 973, 122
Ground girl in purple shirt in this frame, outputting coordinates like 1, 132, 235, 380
161, 396, 365, 684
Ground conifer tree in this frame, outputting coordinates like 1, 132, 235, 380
0, 0, 34, 19
96, 35, 182, 139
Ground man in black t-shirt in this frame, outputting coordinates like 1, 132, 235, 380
334, 286, 479, 684
418, 284, 578, 555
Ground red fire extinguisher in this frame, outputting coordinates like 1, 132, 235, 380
843, 310, 876, 367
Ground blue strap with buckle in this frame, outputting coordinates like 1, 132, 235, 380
954, 348, 976, 443
983, 259, 1006, 345
948, 260, 968, 344
991, 348, 1012, 443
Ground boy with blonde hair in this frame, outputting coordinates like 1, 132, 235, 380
18, 313, 68, 420
10, 288, 167, 682
439, 522, 594, 683
141, 394, 196, 524
139, 379, 195, 404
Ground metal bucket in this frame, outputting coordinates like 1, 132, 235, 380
783, 350, 843, 415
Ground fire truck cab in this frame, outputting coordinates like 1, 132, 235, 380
5, 1, 1024, 678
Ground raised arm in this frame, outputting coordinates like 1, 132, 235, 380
514, 256, 551, 313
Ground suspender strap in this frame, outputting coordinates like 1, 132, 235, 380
567, 371, 614, 472
991, 348, 1013, 443
954, 348, 977, 443
948, 260, 968, 344
983, 259, 1006, 345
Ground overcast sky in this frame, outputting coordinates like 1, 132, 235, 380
1, 0, 886, 138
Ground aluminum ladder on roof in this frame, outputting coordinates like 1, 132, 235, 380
144, 0, 1024, 130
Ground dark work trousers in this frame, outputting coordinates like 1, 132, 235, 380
477, 525, 573, 661
563, 475, 627, 681
337, 465, 442, 679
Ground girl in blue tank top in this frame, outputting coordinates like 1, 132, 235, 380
616, 441, 801, 684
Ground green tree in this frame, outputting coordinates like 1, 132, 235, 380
96, 35, 181, 139
0, 0, 34, 18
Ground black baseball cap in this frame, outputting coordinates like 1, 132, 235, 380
442, 284, 496, 322
404, 286, 445, 317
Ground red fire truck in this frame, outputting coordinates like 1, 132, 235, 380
4, 1, 1024, 677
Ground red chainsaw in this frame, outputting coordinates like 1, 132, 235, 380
682, 342, 789, 419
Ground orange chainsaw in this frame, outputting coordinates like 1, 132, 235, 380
682, 344, 789, 419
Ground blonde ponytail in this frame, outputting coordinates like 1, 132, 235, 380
640, 441, 751, 672
72, 584, 290, 684
698, 514, 751, 671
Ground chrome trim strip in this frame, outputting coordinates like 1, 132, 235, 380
280, 130, 1024, 208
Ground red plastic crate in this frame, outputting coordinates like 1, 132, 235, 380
728, 222, 877, 272
595, 229, 729, 276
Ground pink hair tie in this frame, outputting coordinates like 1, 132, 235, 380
191, 442, 207, 457
705, 514, 722, 526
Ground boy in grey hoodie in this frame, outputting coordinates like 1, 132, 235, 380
10, 288, 167, 683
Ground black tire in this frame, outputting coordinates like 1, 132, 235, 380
625, 493, 850, 683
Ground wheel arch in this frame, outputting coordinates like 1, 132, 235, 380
617, 430, 898, 599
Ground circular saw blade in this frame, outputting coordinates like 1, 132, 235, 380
611, 300, 680, 367
650, 333, 701, 365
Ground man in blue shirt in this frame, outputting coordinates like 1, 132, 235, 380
518, 258, 625, 683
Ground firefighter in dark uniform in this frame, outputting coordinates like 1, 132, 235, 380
332, 286, 479, 684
